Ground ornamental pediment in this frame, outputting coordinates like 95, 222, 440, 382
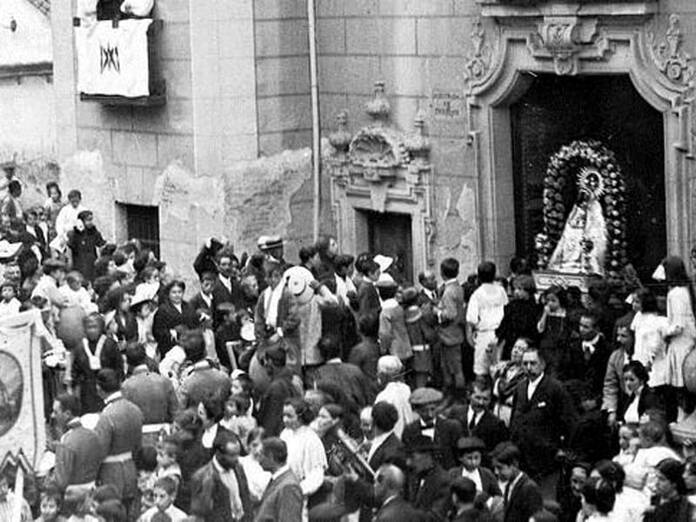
348, 126, 409, 170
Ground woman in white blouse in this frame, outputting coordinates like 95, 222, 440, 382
197, 397, 232, 452
621, 361, 660, 425
280, 397, 328, 521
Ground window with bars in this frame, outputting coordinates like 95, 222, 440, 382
121, 204, 160, 258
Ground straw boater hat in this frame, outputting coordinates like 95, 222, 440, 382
284, 266, 315, 305
374, 254, 393, 273
257, 235, 283, 252
130, 283, 157, 309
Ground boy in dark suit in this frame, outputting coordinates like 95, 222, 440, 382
490, 442, 543, 522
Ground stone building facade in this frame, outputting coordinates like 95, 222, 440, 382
47, 0, 696, 286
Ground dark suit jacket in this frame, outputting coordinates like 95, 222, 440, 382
189, 291, 214, 317
503, 473, 543, 522
254, 468, 303, 522
354, 433, 406, 522
510, 375, 577, 477
402, 417, 463, 470
314, 361, 375, 408
560, 336, 612, 394
620, 385, 664, 421
374, 496, 422, 522
190, 459, 252, 522
152, 300, 199, 355
357, 282, 380, 319
256, 369, 299, 437
468, 410, 509, 455
409, 465, 451, 521
369, 433, 405, 471
212, 276, 244, 312
448, 466, 501, 501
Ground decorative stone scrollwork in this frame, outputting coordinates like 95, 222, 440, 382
648, 14, 696, 97
527, 17, 612, 75
348, 127, 410, 172
326, 82, 436, 277
464, 18, 493, 90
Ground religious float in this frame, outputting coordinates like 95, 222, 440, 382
533, 140, 628, 291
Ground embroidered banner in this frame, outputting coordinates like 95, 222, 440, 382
75, 19, 153, 98
0, 311, 47, 470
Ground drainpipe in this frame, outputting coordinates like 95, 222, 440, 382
307, 0, 321, 243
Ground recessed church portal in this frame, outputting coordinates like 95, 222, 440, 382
510, 74, 666, 281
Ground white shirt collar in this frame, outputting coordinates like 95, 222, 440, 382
527, 373, 544, 400
272, 464, 290, 481
104, 391, 122, 405
467, 407, 484, 425
326, 358, 342, 365
212, 456, 228, 474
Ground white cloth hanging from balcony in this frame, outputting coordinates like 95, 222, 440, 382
75, 18, 153, 98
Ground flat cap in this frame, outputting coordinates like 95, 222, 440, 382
456, 436, 486, 453
43, 258, 66, 271
410, 387, 443, 405
257, 235, 283, 251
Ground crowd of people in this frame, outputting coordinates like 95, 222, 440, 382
1, 178, 696, 521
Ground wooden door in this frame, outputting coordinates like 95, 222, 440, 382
367, 211, 413, 285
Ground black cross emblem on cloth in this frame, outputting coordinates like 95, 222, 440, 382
100, 44, 120, 74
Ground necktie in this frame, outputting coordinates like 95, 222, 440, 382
504, 481, 512, 506
469, 414, 476, 432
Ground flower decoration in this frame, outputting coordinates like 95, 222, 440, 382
536, 140, 628, 281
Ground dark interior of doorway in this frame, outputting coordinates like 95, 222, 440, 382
510, 74, 665, 281
365, 211, 413, 285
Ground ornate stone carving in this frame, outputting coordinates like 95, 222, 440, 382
527, 17, 612, 75
464, 18, 493, 90
648, 14, 696, 96
404, 110, 430, 166
366, 81, 391, 124
326, 82, 436, 276
348, 127, 409, 172
328, 111, 351, 155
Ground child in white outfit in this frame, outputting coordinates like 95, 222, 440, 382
466, 262, 508, 377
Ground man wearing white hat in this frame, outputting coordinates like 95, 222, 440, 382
374, 356, 417, 438
257, 235, 290, 272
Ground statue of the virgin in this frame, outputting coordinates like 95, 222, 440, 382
547, 168, 607, 275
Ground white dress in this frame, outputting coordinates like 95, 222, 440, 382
631, 312, 670, 387
548, 197, 607, 275
667, 286, 696, 388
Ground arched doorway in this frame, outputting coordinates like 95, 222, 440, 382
510, 74, 666, 280
463, 8, 695, 275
